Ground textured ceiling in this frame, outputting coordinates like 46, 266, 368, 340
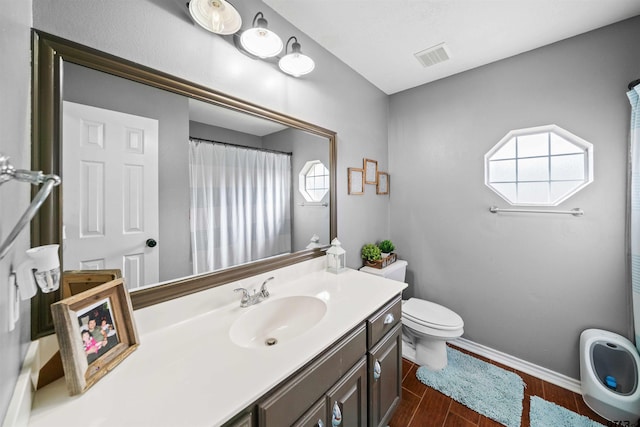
263, 0, 640, 94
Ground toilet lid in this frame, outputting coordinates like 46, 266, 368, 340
402, 298, 464, 330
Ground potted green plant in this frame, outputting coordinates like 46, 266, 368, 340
377, 240, 395, 256
361, 243, 382, 266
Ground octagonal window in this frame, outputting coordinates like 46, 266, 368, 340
485, 125, 593, 206
299, 160, 329, 202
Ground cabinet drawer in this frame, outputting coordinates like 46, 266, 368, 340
258, 324, 366, 427
367, 295, 402, 348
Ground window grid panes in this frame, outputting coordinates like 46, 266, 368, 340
485, 126, 593, 206
298, 160, 329, 202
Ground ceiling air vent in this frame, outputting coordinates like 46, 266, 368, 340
414, 43, 451, 68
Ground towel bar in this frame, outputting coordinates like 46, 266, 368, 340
489, 206, 583, 216
297, 202, 328, 207
0, 154, 61, 260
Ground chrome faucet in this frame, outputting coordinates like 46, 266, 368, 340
259, 276, 273, 298
234, 276, 274, 307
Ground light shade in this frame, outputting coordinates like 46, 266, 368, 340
240, 12, 283, 58
279, 37, 315, 77
189, 0, 242, 35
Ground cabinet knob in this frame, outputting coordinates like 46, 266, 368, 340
383, 313, 394, 324
374, 359, 381, 380
146, 238, 157, 248
332, 401, 342, 426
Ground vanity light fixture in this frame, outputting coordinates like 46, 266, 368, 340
186, 4, 316, 77
188, 0, 242, 35
279, 36, 315, 77
240, 12, 283, 58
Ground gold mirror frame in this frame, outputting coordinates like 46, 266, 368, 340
31, 30, 337, 339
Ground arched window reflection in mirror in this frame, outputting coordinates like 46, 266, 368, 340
299, 160, 329, 202
485, 124, 594, 206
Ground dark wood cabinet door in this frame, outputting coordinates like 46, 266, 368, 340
293, 397, 327, 427
326, 357, 367, 427
368, 323, 402, 427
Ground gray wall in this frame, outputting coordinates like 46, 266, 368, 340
11, 4, 630, 418
0, 0, 33, 421
63, 63, 191, 284
388, 16, 640, 379
33, 0, 390, 270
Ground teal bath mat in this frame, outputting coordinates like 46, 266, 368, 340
416, 347, 524, 427
529, 396, 606, 427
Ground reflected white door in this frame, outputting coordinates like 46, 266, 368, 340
63, 101, 159, 289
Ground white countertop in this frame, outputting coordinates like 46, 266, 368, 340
28, 259, 407, 427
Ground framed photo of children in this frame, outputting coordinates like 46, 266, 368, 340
377, 172, 389, 195
51, 278, 139, 395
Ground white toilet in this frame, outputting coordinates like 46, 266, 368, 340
360, 260, 464, 370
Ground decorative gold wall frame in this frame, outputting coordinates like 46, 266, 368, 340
376, 172, 389, 195
364, 158, 378, 185
348, 168, 364, 195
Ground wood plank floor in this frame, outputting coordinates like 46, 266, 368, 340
389, 345, 612, 427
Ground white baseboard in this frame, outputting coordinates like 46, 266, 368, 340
2, 340, 39, 427
452, 337, 582, 394
403, 337, 582, 394
2, 335, 60, 427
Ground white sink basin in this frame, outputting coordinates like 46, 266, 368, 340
229, 296, 327, 348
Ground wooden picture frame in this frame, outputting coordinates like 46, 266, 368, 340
364, 158, 378, 185
51, 278, 139, 395
62, 269, 122, 299
348, 167, 364, 195
376, 172, 390, 195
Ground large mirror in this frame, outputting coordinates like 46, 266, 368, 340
31, 30, 337, 338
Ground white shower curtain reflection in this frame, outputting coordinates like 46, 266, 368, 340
628, 83, 640, 351
189, 140, 292, 274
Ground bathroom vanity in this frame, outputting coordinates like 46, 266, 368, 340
229, 295, 403, 427
27, 258, 407, 427
22, 32, 406, 427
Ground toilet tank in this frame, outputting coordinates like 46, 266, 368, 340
360, 260, 408, 282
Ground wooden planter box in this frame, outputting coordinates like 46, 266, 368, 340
364, 253, 397, 269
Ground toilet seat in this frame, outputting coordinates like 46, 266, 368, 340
402, 298, 464, 331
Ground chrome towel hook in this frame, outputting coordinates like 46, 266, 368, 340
0, 154, 61, 260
